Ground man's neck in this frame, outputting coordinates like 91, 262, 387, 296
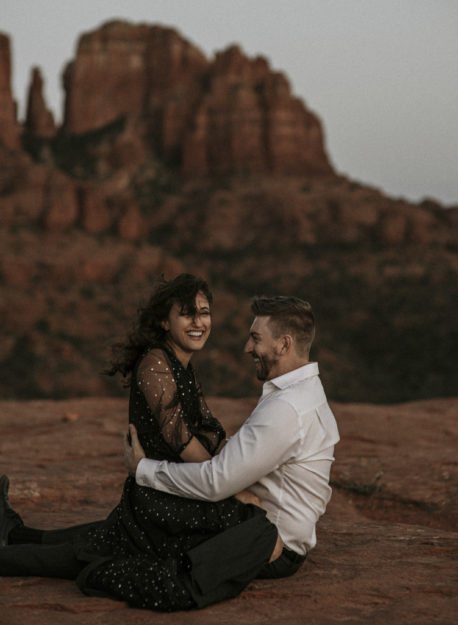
268, 357, 310, 381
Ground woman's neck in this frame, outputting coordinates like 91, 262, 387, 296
163, 340, 192, 368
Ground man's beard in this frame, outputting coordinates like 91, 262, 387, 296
255, 353, 278, 381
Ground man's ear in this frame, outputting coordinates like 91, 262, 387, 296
279, 335, 292, 355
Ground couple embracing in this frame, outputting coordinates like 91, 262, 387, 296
0, 273, 339, 611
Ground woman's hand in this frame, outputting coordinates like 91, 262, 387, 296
124, 424, 146, 476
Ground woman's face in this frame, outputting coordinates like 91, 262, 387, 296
162, 291, 211, 365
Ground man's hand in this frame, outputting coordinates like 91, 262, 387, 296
124, 424, 146, 476
269, 533, 284, 562
234, 490, 283, 562
234, 489, 262, 507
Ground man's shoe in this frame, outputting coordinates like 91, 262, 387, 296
0, 475, 24, 546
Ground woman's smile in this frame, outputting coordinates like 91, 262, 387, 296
163, 291, 211, 365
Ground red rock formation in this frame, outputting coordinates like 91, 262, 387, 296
80, 187, 114, 233
1, 22, 457, 404
0, 33, 19, 149
118, 203, 144, 241
183, 46, 332, 176
43, 171, 79, 232
24, 67, 56, 137
0, 150, 77, 231
62, 22, 333, 176
62, 21, 207, 140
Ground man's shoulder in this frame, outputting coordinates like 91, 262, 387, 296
249, 393, 298, 425
277, 373, 327, 412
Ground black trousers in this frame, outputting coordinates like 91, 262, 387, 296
258, 547, 306, 578
0, 520, 104, 579
0, 539, 305, 581
0, 518, 304, 610
0, 542, 83, 579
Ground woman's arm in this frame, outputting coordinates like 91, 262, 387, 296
179, 435, 212, 462
136, 349, 215, 463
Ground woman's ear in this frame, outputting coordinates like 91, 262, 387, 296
160, 319, 170, 331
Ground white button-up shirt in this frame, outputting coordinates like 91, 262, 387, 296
136, 362, 340, 555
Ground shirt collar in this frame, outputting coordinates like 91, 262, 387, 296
262, 362, 319, 395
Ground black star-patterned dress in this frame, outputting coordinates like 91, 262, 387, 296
74, 345, 271, 611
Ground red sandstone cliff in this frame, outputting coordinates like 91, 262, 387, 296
63, 22, 207, 155
0, 33, 19, 150
181, 45, 331, 175
61, 21, 333, 176
24, 67, 56, 137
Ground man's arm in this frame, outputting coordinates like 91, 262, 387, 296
125, 425, 263, 506
130, 399, 300, 501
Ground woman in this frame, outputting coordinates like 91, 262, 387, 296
0, 274, 278, 611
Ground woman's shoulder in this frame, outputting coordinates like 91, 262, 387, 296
137, 346, 173, 375
134, 347, 178, 401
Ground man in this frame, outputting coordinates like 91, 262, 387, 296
125, 295, 340, 578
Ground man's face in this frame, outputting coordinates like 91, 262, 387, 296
244, 316, 282, 381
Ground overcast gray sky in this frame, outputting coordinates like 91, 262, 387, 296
2, 0, 457, 206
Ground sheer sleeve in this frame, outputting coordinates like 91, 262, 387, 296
194, 379, 227, 454
136, 349, 193, 456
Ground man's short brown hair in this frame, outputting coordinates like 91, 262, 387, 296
250, 296, 315, 356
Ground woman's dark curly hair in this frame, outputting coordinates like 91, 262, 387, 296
106, 273, 212, 381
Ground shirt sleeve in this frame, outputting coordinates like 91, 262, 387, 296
136, 397, 300, 501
